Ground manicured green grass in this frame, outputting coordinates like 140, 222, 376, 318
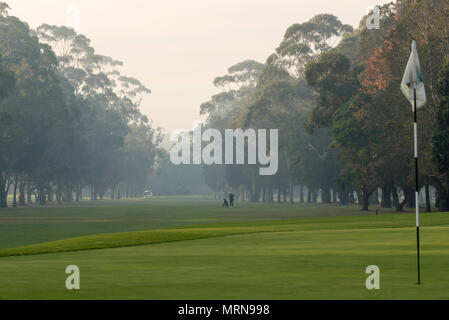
0, 197, 448, 299
0, 224, 448, 299
1, 211, 448, 257
0, 196, 397, 249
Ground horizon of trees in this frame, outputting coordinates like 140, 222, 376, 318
199, 0, 449, 212
1, 0, 449, 212
0, 2, 163, 207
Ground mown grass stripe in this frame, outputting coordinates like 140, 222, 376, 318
1, 212, 448, 258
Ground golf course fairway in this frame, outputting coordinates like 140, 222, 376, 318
0, 198, 448, 299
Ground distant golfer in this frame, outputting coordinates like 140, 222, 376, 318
229, 193, 234, 207
222, 198, 229, 207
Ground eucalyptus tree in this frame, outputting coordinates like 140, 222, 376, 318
0, 2, 158, 206
201, 60, 263, 126
268, 14, 353, 78
0, 3, 15, 208
301, 1, 449, 211
234, 14, 351, 204
0, 3, 75, 206
36, 24, 154, 200
432, 60, 449, 210
199, 60, 264, 197
0, 58, 14, 208
236, 65, 310, 203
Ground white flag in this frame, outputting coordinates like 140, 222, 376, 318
401, 40, 427, 110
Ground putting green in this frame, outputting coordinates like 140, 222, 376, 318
0, 212, 448, 299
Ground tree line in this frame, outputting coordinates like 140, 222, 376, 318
199, 0, 449, 211
0, 2, 161, 207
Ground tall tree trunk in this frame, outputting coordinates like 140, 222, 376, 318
18, 179, 26, 206
435, 192, 440, 209
381, 185, 392, 208
299, 185, 304, 203
360, 185, 369, 211
286, 156, 294, 204
111, 185, 116, 200
56, 186, 62, 204
99, 184, 104, 200
12, 176, 18, 208
26, 185, 32, 205
38, 186, 46, 206
406, 185, 416, 208
0, 174, 7, 208
437, 188, 449, 212
289, 181, 294, 204
425, 182, 431, 213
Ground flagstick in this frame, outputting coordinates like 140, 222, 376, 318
414, 87, 421, 285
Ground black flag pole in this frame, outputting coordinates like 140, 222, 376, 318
414, 87, 421, 285
402, 40, 425, 285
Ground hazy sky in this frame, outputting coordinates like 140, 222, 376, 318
10, 0, 390, 133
